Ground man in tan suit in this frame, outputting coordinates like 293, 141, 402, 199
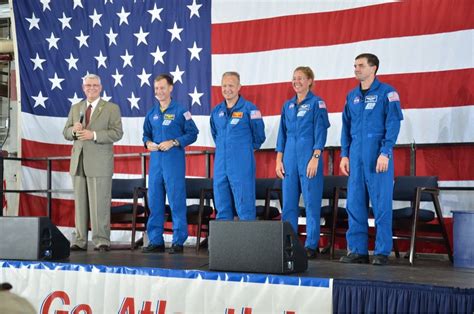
63, 74, 123, 252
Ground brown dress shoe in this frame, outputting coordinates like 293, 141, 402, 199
94, 245, 110, 252
70, 244, 87, 251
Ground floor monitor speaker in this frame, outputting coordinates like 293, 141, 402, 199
209, 220, 307, 274
0, 216, 70, 260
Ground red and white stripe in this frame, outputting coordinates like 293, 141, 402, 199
18, 0, 474, 224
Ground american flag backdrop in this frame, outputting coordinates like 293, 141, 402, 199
12, 0, 474, 239
13, 0, 213, 225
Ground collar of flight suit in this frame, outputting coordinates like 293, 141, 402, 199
358, 77, 381, 95
153, 97, 178, 113
291, 90, 315, 106
222, 95, 245, 114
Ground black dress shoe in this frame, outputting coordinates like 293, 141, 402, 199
168, 244, 184, 254
70, 244, 87, 251
94, 245, 110, 252
339, 253, 370, 264
372, 254, 389, 266
305, 247, 319, 259
142, 244, 165, 253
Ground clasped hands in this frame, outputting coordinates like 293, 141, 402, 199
146, 140, 174, 152
73, 122, 94, 141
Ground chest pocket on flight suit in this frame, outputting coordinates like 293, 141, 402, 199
364, 94, 386, 136
297, 104, 311, 118
213, 111, 227, 130
296, 104, 313, 135
162, 114, 175, 126
230, 111, 244, 128
284, 105, 297, 133
151, 114, 163, 131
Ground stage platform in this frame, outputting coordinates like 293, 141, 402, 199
67, 246, 473, 289
1, 246, 473, 313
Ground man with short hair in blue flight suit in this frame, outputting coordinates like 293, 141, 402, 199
340, 53, 403, 266
142, 74, 199, 254
210, 72, 266, 220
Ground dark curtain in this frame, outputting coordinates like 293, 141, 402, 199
334, 279, 474, 313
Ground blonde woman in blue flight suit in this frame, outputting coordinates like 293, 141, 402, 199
276, 66, 330, 259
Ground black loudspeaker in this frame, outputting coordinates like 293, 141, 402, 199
209, 220, 308, 274
0, 217, 70, 260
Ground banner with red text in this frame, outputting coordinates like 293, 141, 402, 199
0, 261, 332, 313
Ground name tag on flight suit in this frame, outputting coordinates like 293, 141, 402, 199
231, 112, 243, 125
163, 114, 175, 125
232, 112, 243, 118
364, 95, 378, 110
365, 102, 376, 110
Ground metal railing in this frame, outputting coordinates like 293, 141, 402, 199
1, 144, 472, 217
0, 150, 215, 217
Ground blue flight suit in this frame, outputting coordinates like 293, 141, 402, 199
276, 91, 330, 250
210, 96, 266, 220
341, 77, 403, 256
143, 99, 198, 246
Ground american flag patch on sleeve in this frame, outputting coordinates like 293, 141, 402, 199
387, 91, 400, 102
318, 100, 327, 109
183, 111, 192, 120
250, 110, 262, 119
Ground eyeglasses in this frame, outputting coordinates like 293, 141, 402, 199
84, 84, 101, 88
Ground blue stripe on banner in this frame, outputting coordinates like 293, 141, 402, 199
0, 260, 330, 288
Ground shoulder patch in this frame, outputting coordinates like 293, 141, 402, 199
250, 110, 262, 119
318, 100, 326, 109
387, 91, 400, 102
183, 111, 192, 120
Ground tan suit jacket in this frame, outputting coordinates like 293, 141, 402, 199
62, 98, 123, 248
63, 99, 123, 176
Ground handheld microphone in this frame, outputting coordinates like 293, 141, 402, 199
79, 111, 84, 124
